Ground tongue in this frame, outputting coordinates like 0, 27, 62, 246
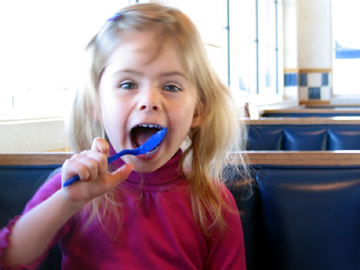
132, 128, 158, 146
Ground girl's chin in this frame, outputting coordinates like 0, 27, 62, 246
124, 156, 165, 173
132, 163, 163, 174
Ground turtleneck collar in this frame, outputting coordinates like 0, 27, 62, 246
109, 145, 184, 191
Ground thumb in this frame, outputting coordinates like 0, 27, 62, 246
109, 163, 134, 186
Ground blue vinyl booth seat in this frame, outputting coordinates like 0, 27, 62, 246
229, 162, 360, 270
3, 153, 360, 270
0, 164, 62, 270
247, 124, 360, 150
0, 165, 60, 227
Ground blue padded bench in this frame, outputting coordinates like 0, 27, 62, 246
0, 164, 61, 228
0, 153, 72, 270
3, 152, 360, 270
228, 151, 360, 270
246, 118, 360, 150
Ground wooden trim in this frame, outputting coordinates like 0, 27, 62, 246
0, 153, 73, 166
284, 68, 299, 73
244, 117, 360, 125
299, 100, 331, 106
262, 107, 360, 114
2, 151, 360, 167
300, 101, 360, 108
230, 151, 360, 166
283, 68, 332, 74
45, 148, 72, 152
299, 68, 332, 73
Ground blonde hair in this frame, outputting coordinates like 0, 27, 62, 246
67, 3, 249, 238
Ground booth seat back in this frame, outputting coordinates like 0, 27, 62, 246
0, 164, 61, 227
3, 152, 360, 270
247, 123, 360, 150
229, 151, 360, 270
0, 153, 71, 270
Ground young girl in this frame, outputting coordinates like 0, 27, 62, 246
0, 3, 249, 269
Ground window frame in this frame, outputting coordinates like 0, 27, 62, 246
331, 0, 360, 102
227, 0, 284, 106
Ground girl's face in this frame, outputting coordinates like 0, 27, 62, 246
98, 30, 202, 173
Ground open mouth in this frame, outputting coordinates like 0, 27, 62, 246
130, 124, 163, 148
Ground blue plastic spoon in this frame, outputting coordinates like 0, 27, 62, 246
62, 128, 167, 187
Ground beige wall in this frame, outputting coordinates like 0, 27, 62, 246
0, 118, 70, 153
297, 0, 332, 69
283, 0, 333, 101
283, 0, 332, 69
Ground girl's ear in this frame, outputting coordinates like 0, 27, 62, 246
191, 112, 205, 128
191, 103, 206, 128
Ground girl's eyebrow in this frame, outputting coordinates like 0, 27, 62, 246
160, 71, 188, 80
113, 69, 188, 79
114, 69, 141, 75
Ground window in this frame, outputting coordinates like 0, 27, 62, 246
229, 0, 257, 95
229, 0, 283, 104
159, 0, 228, 84
161, 0, 283, 105
0, 0, 135, 120
0, 0, 283, 120
332, 0, 360, 96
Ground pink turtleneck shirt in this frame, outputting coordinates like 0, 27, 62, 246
0, 150, 246, 269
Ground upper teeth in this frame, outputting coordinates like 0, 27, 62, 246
136, 124, 161, 129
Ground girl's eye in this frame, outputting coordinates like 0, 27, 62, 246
164, 84, 181, 92
119, 82, 137, 90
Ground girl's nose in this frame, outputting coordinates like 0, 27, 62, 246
138, 88, 161, 112
139, 103, 159, 111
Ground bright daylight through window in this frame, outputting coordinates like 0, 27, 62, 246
0, 0, 282, 120
332, 0, 360, 96
0, 0, 132, 120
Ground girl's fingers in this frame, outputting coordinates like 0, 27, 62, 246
62, 155, 90, 181
85, 164, 134, 193
91, 137, 110, 156
80, 150, 108, 178
63, 164, 134, 202
62, 150, 108, 183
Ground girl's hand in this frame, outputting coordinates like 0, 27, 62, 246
61, 137, 133, 204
